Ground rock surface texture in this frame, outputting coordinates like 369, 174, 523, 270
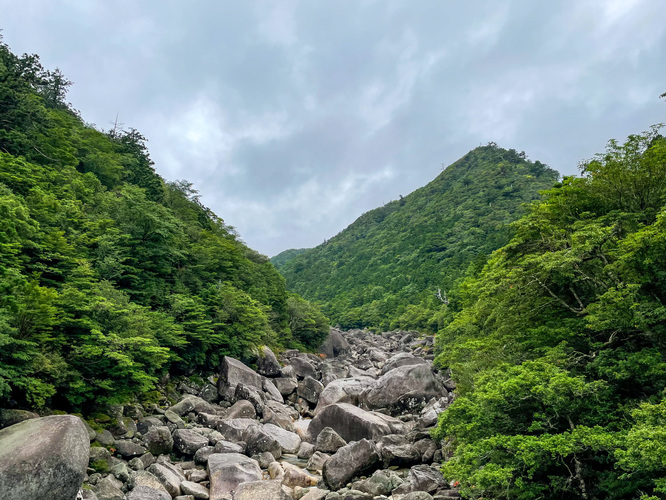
0, 329, 458, 500
0, 415, 90, 500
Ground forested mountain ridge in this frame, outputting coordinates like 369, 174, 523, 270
278, 145, 559, 331
271, 247, 308, 271
433, 125, 666, 499
0, 39, 328, 413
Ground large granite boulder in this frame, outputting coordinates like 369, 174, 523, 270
217, 356, 263, 400
207, 453, 262, 500
381, 352, 428, 375
314, 377, 372, 415
307, 403, 405, 443
288, 356, 317, 380
315, 427, 346, 454
262, 423, 301, 453
0, 415, 89, 500
323, 439, 380, 490
217, 418, 257, 443
319, 328, 350, 358
297, 376, 324, 405
256, 346, 281, 377
361, 364, 447, 414
272, 377, 298, 397
173, 428, 209, 455
147, 462, 185, 497
243, 424, 282, 459
144, 426, 174, 456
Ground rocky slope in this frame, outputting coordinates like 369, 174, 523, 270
0, 329, 457, 500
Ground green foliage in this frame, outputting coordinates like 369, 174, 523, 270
435, 126, 666, 498
279, 146, 558, 331
0, 39, 323, 412
286, 293, 329, 350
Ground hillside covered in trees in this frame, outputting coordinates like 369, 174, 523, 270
433, 126, 666, 499
0, 39, 328, 413
277, 146, 559, 331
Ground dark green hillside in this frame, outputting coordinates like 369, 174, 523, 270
271, 247, 308, 271
0, 39, 326, 412
279, 146, 559, 330
434, 126, 666, 499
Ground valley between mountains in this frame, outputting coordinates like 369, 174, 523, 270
2, 37, 666, 500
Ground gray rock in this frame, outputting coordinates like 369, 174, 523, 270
111, 461, 131, 482
314, 377, 372, 415
164, 409, 185, 429
225, 400, 256, 420
213, 440, 244, 454
262, 378, 284, 403
0, 415, 89, 500
93, 475, 124, 500
262, 423, 301, 453
319, 328, 349, 358
380, 352, 428, 375
298, 376, 324, 405
404, 493, 435, 500
96, 430, 116, 447
180, 480, 209, 499
323, 439, 380, 490
299, 488, 330, 500
148, 462, 185, 497
0, 408, 39, 429
217, 356, 263, 400
297, 441, 315, 459
128, 470, 169, 494
243, 424, 282, 459
233, 384, 265, 417
306, 451, 330, 471
272, 377, 298, 397
308, 403, 405, 443
207, 453, 261, 500
353, 469, 403, 496
282, 462, 319, 488
288, 357, 317, 380
361, 364, 447, 415
89, 446, 112, 466
199, 384, 219, 403
216, 418, 257, 443
169, 398, 196, 417
173, 429, 209, 456
125, 486, 171, 500
253, 450, 276, 469
136, 417, 163, 435
193, 445, 215, 464
114, 440, 147, 458
109, 417, 137, 438
256, 346, 282, 377
144, 426, 174, 456
393, 465, 448, 495
315, 427, 346, 454
232, 479, 291, 500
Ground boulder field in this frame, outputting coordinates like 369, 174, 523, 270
0, 328, 459, 500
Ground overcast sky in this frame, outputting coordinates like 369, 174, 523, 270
3, 1, 665, 256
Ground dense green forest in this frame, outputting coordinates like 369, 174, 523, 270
0, 39, 328, 413
277, 146, 559, 331
271, 248, 308, 271
433, 126, 666, 499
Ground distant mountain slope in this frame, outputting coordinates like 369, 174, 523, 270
279, 145, 559, 330
0, 38, 328, 413
271, 248, 308, 271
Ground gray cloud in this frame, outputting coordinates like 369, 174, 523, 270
2, 0, 665, 255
